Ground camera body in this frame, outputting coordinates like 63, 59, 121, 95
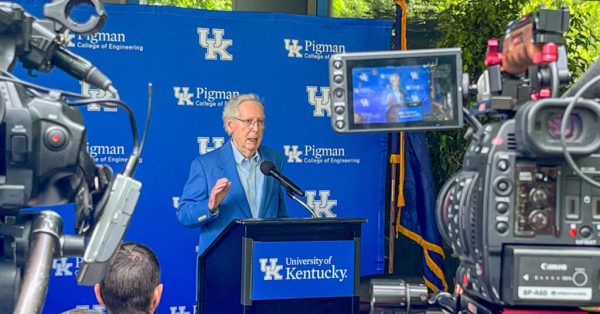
438, 97, 600, 307
0, 81, 87, 214
434, 6, 600, 310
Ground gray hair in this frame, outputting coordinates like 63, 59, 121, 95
222, 94, 264, 134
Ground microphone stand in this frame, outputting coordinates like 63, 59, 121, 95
286, 189, 317, 218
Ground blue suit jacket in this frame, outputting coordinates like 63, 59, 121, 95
177, 141, 288, 255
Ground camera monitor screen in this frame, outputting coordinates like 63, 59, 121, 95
329, 48, 463, 133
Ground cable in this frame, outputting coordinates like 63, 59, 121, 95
138, 82, 152, 157
0, 71, 88, 99
560, 75, 600, 188
462, 107, 483, 131
67, 98, 140, 177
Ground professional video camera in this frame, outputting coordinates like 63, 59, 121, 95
0, 0, 144, 313
330, 6, 600, 313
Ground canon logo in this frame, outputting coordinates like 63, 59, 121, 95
540, 263, 568, 271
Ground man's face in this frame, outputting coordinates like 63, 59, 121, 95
227, 100, 265, 158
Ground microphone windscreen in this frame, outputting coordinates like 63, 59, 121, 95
260, 160, 275, 176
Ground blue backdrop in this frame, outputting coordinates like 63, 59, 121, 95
14, 2, 391, 313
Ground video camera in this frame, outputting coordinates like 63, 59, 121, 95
330, 6, 600, 313
0, 0, 144, 313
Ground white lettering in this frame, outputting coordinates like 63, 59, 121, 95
541, 263, 568, 271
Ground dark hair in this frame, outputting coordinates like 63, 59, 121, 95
99, 242, 160, 313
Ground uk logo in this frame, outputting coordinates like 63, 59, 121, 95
283, 145, 303, 163
80, 82, 118, 112
169, 306, 193, 314
74, 305, 105, 313
306, 86, 331, 117
198, 137, 225, 155
52, 258, 74, 276
172, 196, 180, 208
64, 30, 76, 47
197, 28, 233, 61
306, 190, 337, 218
284, 39, 303, 58
259, 258, 284, 280
174, 86, 194, 106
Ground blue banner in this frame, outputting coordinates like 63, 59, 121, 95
13, 1, 391, 313
251, 240, 355, 300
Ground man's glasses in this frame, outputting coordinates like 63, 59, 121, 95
233, 118, 265, 129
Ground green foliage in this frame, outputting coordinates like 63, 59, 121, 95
425, 130, 467, 188
331, 0, 395, 19
368, 0, 397, 19
147, 0, 231, 10
436, 0, 528, 76
331, 0, 369, 18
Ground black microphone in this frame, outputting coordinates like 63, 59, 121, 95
51, 46, 118, 96
260, 160, 304, 196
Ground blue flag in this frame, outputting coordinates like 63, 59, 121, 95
397, 132, 448, 291
392, 0, 447, 292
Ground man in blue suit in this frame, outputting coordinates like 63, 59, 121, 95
177, 94, 288, 256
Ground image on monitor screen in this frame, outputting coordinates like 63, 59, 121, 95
351, 63, 455, 126
329, 48, 462, 133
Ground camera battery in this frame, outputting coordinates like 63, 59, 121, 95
502, 245, 600, 306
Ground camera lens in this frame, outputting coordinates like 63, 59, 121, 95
547, 112, 582, 140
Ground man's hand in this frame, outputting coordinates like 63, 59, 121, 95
208, 178, 232, 213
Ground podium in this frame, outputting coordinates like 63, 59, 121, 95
197, 218, 365, 314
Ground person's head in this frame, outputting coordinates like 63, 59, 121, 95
389, 73, 400, 88
94, 242, 162, 314
222, 94, 265, 159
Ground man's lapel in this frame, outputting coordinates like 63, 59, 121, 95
217, 141, 252, 218
258, 147, 274, 218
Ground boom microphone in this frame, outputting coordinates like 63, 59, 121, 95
260, 160, 304, 196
